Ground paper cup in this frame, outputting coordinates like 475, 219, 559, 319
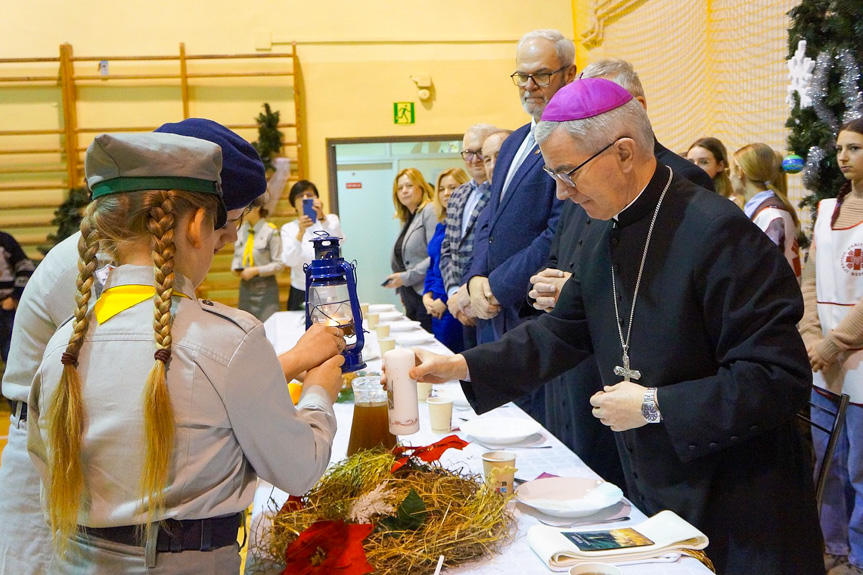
378, 337, 396, 355
360, 302, 369, 316
427, 397, 453, 433
416, 381, 433, 402
481, 451, 517, 494
569, 563, 623, 575
375, 324, 391, 338
367, 313, 380, 328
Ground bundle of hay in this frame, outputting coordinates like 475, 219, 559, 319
253, 448, 516, 574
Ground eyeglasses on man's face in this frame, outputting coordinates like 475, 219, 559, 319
510, 66, 568, 88
542, 138, 624, 188
460, 149, 484, 161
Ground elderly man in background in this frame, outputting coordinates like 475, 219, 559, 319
445, 128, 512, 349
439, 123, 498, 349
409, 78, 823, 574
480, 129, 512, 186
460, 28, 574, 422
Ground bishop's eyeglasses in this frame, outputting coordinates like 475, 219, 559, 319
510, 66, 568, 87
542, 138, 625, 188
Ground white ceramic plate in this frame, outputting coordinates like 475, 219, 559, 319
516, 477, 624, 518
368, 304, 396, 314
394, 332, 435, 346
387, 319, 422, 332
379, 310, 405, 322
460, 417, 542, 445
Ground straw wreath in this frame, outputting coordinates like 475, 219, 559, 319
252, 448, 516, 574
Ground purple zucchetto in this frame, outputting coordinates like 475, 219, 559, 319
540, 77, 633, 122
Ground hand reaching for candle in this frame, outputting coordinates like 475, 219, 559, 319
589, 381, 650, 432
380, 348, 469, 387
303, 354, 346, 402
409, 348, 469, 383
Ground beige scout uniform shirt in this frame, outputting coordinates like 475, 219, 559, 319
0, 231, 83, 574
28, 264, 336, 527
231, 219, 285, 276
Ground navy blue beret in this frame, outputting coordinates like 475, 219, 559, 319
154, 118, 267, 211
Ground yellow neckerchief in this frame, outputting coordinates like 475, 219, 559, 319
242, 225, 255, 267
94, 284, 191, 325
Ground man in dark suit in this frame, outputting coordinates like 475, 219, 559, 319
460, 29, 576, 422
409, 78, 823, 575
529, 58, 716, 493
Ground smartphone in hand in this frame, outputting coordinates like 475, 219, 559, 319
303, 198, 318, 224
381, 278, 392, 287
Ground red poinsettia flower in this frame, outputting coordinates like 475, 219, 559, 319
282, 520, 374, 575
390, 434, 469, 473
280, 494, 305, 514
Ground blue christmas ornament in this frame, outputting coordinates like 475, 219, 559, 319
782, 154, 805, 174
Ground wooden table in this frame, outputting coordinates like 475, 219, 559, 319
246, 311, 712, 574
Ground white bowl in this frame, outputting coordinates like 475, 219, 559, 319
517, 477, 623, 518
367, 304, 396, 313
394, 332, 435, 346
378, 310, 405, 322
387, 319, 422, 332
460, 417, 542, 445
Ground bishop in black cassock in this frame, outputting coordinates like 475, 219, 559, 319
409, 78, 823, 574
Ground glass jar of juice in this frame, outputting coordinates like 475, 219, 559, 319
347, 376, 397, 456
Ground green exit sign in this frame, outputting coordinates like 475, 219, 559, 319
394, 102, 415, 124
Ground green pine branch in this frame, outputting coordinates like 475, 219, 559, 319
252, 103, 285, 172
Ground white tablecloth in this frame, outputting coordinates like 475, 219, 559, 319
248, 311, 712, 574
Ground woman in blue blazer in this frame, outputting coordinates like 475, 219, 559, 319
423, 168, 469, 352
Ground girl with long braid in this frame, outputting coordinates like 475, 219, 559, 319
27, 133, 343, 574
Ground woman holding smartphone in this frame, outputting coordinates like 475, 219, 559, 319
384, 168, 436, 332
280, 180, 343, 311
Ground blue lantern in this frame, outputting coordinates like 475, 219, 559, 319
304, 233, 366, 372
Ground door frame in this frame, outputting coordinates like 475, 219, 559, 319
325, 134, 463, 214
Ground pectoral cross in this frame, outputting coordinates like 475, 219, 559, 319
613, 349, 641, 382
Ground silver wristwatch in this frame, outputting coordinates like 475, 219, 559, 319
642, 387, 662, 423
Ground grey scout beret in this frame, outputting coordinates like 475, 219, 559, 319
85, 132, 223, 200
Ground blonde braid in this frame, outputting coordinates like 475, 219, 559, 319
139, 190, 177, 524
46, 214, 100, 547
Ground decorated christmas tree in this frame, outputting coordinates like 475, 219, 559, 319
786, 0, 863, 224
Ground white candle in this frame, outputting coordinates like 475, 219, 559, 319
384, 348, 419, 435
